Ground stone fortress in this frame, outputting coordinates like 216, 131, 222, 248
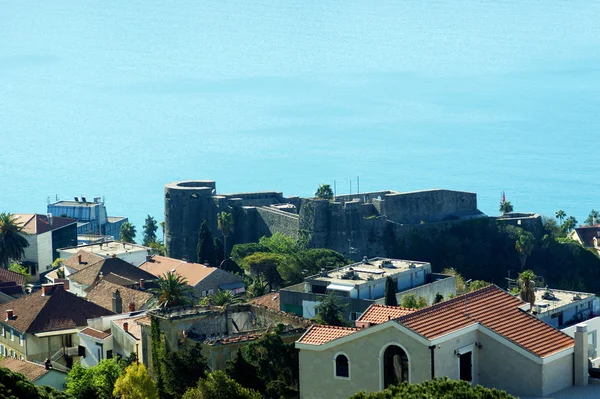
164, 180, 486, 263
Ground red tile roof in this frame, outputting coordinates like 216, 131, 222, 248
357, 304, 416, 325
574, 226, 600, 248
0, 358, 51, 381
298, 325, 359, 345
397, 285, 574, 358
248, 292, 280, 312
62, 250, 104, 271
85, 280, 153, 312
80, 327, 111, 340
12, 214, 76, 235
0, 269, 28, 286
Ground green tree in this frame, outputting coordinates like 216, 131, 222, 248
442, 267, 467, 294
217, 211, 234, 262
515, 231, 535, 271
162, 344, 209, 399
417, 296, 428, 308
469, 280, 490, 291
51, 257, 65, 268
259, 232, 298, 255
159, 221, 165, 242
242, 252, 285, 288
151, 271, 195, 308
142, 215, 158, 246
314, 183, 334, 200
245, 278, 270, 299
434, 293, 444, 304
518, 270, 536, 308
120, 222, 137, 244
384, 276, 398, 306
183, 371, 262, 399
148, 240, 166, 256
499, 201, 514, 214
200, 289, 242, 306
113, 363, 157, 399
8, 262, 30, 283
196, 221, 216, 265
350, 377, 516, 399
585, 209, 600, 226
0, 366, 74, 399
66, 358, 125, 399
400, 294, 427, 309
555, 209, 566, 225
231, 243, 271, 266
315, 293, 346, 326
0, 212, 30, 268
226, 349, 261, 392
562, 216, 578, 233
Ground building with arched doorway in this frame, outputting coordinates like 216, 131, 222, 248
296, 285, 589, 398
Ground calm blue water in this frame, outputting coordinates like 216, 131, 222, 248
1, 1, 600, 235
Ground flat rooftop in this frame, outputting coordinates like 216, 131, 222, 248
532, 288, 595, 312
59, 241, 149, 256
50, 200, 102, 207
307, 257, 430, 286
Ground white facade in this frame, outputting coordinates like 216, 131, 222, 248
20, 232, 53, 283
58, 242, 149, 267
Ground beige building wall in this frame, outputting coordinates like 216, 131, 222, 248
432, 330, 479, 383
542, 353, 573, 397
299, 325, 431, 399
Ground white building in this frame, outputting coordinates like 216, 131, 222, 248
58, 241, 151, 267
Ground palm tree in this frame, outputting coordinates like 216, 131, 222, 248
518, 270, 536, 308
555, 209, 566, 225
0, 213, 29, 268
201, 290, 242, 306
515, 231, 535, 271
562, 216, 578, 233
120, 222, 137, 243
217, 212, 234, 265
499, 201, 514, 215
151, 271, 195, 308
246, 278, 269, 299
585, 210, 600, 226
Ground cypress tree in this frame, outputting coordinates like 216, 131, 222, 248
197, 221, 216, 265
384, 276, 398, 306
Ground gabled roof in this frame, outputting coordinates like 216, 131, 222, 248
357, 304, 416, 325
396, 285, 574, 358
2, 285, 114, 333
139, 255, 216, 286
12, 214, 76, 235
298, 325, 359, 345
249, 292, 280, 312
0, 358, 53, 381
86, 280, 153, 312
573, 226, 600, 248
68, 257, 156, 287
0, 269, 28, 286
112, 315, 146, 340
62, 250, 104, 271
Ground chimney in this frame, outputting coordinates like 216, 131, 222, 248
47, 213, 53, 226
574, 323, 589, 386
128, 302, 136, 312
146, 254, 152, 262
123, 322, 129, 332
112, 290, 122, 314
99, 272, 103, 280
139, 279, 144, 289
41, 284, 54, 296
78, 254, 82, 264
6, 310, 14, 320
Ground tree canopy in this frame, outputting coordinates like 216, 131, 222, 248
113, 363, 157, 399
351, 377, 516, 399
142, 215, 158, 247
151, 271, 195, 308
66, 358, 125, 399
196, 221, 216, 265
0, 212, 30, 268
315, 293, 346, 326
384, 276, 398, 306
0, 366, 73, 399
315, 183, 334, 200
120, 222, 137, 244
499, 201, 514, 214
183, 371, 261, 399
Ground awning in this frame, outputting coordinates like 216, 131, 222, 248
35, 328, 80, 338
326, 284, 354, 292
219, 282, 246, 291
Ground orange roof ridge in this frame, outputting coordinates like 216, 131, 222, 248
298, 324, 360, 345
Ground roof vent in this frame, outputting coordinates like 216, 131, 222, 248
6, 309, 14, 320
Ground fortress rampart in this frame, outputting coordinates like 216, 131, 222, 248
164, 180, 483, 262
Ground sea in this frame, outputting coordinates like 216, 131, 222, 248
1, 0, 600, 236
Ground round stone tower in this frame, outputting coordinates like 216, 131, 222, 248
164, 180, 218, 262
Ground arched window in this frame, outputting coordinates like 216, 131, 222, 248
335, 354, 350, 378
383, 345, 409, 388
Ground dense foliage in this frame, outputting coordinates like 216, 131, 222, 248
182, 371, 261, 399
66, 358, 125, 399
384, 218, 600, 294
113, 363, 158, 399
226, 332, 299, 399
196, 221, 216, 265
315, 293, 347, 326
151, 271, 195, 308
384, 276, 398, 306
0, 212, 30, 268
143, 215, 159, 247
0, 366, 72, 399
351, 378, 516, 399
120, 222, 137, 244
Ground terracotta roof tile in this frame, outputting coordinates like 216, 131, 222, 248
63, 250, 104, 271
139, 255, 215, 286
248, 292, 280, 312
397, 285, 574, 358
298, 325, 359, 345
0, 269, 28, 286
112, 315, 145, 340
0, 358, 51, 381
68, 258, 156, 287
357, 304, 416, 325
2, 285, 114, 333
13, 214, 77, 235
80, 327, 111, 340
85, 280, 153, 312
134, 315, 151, 326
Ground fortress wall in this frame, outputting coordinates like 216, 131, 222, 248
221, 192, 285, 207
255, 207, 300, 241
165, 181, 218, 262
383, 190, 478, 224
333, 190, 394, 203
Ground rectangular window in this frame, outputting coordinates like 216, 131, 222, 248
202, 290, 207, 297
107, 350, 113, 359
208, 289, 214, 295
10, 330, 13, 341
19, 335, 23, 346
